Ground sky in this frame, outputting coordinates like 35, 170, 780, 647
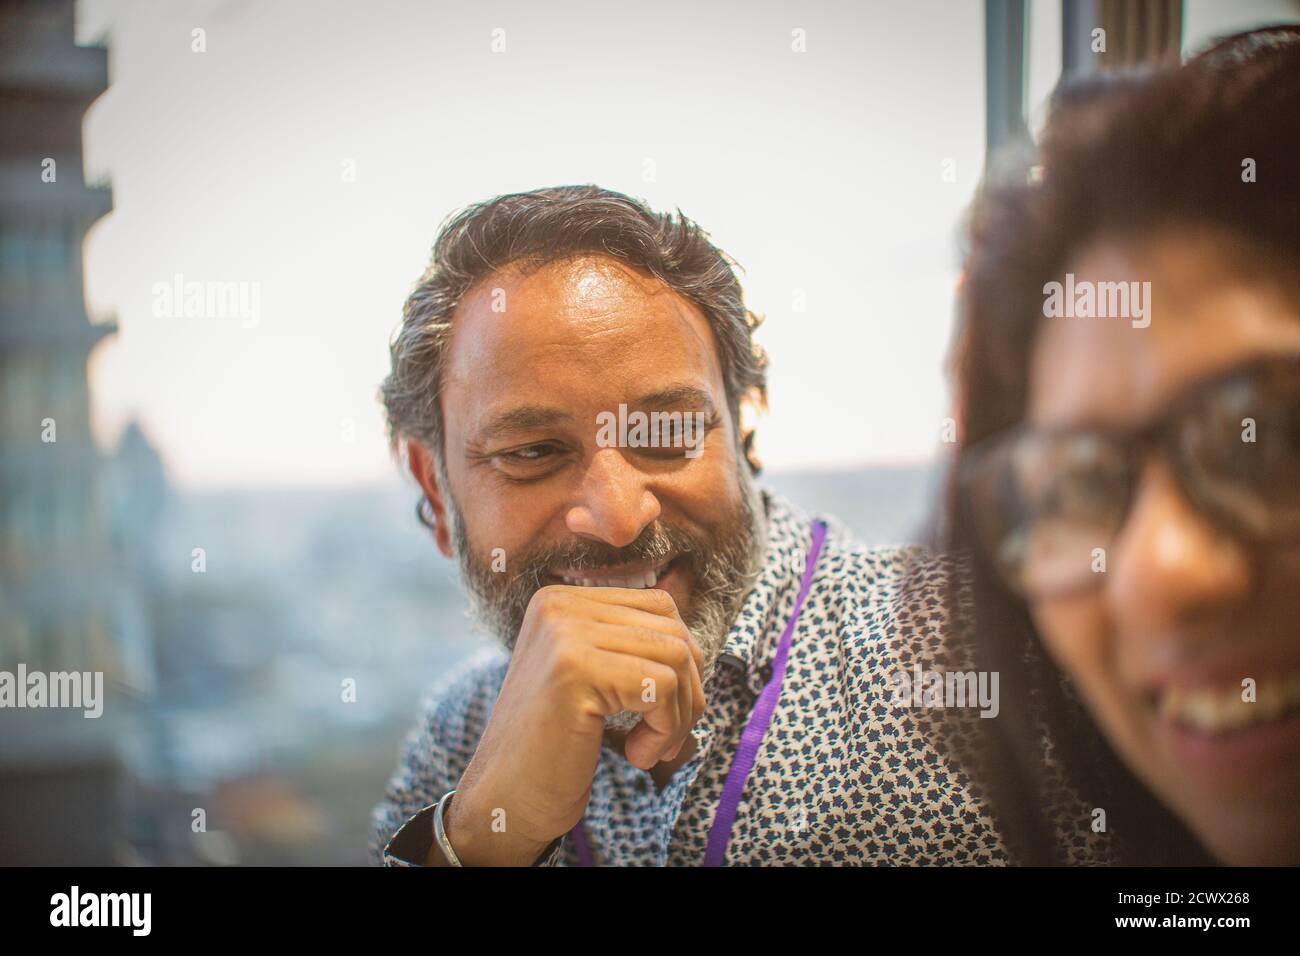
72, 0, 1293, 489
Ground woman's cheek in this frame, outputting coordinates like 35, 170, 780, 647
1030, 594, 1145, 762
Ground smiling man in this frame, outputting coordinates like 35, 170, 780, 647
369, 185, 1025, 866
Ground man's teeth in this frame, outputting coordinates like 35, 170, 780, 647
1156, 671, 1300, 733
558, 562, 669, 589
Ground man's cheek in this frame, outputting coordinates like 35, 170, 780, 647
678, 454, 743, 512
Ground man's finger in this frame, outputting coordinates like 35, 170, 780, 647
542, 583, 685, 622
586, 622, 701, 751
584, 612, 703, 674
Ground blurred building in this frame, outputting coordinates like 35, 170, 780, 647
0, 0, 119, 676
0, 0, 149, 864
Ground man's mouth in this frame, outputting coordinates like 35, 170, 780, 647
1150, 669, 1300, 734
550, 557, 678, 590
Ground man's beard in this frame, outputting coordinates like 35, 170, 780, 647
439, 462, 767, 732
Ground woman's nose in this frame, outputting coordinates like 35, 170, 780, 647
1106, 458, 1254, 638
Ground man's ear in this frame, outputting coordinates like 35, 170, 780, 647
738, 389, 764, 476
407, 440, 455, 559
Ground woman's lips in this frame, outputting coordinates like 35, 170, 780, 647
1160, 708, 1300, 782
1147, 670, 1300, 782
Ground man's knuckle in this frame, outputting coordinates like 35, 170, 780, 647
654, 665, 679, 698
550, 637, 587, 676
666, 637, 692, 669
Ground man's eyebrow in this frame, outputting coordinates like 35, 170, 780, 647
473, 405, 574, 444
472, 388, 718, 446
631, 385, 719, 415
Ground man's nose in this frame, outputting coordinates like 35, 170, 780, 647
1107, 458, 1254, 638
564, 448, 661, 547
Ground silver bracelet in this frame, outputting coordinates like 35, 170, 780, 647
433, 789, 463, 867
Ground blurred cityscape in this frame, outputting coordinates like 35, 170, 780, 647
0, 0, 937, 865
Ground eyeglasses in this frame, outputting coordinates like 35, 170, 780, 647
959, 356, 1300, 598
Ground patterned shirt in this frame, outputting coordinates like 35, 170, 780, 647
371, 490, 1102, 866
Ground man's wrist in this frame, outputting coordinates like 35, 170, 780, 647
443, 786, 556, 866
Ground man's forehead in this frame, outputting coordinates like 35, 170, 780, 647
457, 255, 698, 326
441, 254, 728, 431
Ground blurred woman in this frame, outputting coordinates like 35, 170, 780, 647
943, 26, 1300, 865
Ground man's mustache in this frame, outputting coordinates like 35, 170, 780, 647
511, 523, 703, 581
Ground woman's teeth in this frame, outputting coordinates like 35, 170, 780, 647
1157, 671, 1300, 733
558, 561, 670, 589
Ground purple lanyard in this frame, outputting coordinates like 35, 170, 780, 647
569, 519, 827, 867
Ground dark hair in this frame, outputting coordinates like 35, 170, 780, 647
380, 185, 768, 487
942, 26, 1300, 864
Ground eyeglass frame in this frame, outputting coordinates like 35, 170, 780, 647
956, 354, 1300, 598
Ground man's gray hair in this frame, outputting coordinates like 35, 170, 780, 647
380, 184, 768, 523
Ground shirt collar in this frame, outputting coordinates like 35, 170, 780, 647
716, 489, 817, 697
